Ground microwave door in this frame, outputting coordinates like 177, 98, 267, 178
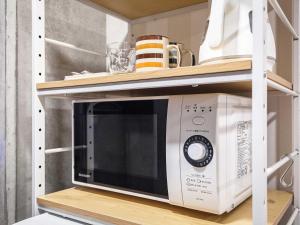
73, 99, 169, 199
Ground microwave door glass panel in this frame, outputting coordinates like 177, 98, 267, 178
92, 114, 158, 179
73, 100, 168, 198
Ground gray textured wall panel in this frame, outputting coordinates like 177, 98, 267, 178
45, 0, 106, 54
16, 0, 32, 221
15, 0, 107, 222
45, 0, 106, 82
6, 0, 17, 224
44, 0, 106, 193
0, 0, 7, 224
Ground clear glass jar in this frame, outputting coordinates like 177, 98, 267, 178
107, 42, 136, 74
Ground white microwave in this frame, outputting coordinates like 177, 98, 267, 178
72, 94, 252, 214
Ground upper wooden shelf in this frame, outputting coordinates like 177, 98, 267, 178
37, 59, 252, 90
90, 0, 208, 19
38, 187, 292, 225
36, 59, 294, 97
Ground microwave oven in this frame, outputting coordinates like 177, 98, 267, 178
72, 94, 252, 214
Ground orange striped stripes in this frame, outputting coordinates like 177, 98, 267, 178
136, 62, 163, 69
136, 43, 163, 50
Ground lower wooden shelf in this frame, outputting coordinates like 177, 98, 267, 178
37, 187, 293, 225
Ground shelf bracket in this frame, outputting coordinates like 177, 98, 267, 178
267, 150, 299, 178
45, 146, 87, 154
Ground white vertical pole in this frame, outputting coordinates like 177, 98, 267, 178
252, 0, 268, 224
293, 0, 300, 224
32, 0, 45, 215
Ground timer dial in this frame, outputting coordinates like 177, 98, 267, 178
183, 135, 213, 167
188, 143, 206, 160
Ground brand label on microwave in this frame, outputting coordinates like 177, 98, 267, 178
237, 121, 252, 179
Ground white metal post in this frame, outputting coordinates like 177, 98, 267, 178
32, 0, 45, 215
252, 0, 268, 224
293, 0, 300, 224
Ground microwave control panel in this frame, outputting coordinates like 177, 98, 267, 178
179, 95, 220, 212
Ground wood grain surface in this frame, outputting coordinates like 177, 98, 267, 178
37, 187, 293, 225
90, 0, 208, 19
36, 59, 293, 92
37, 59, 252, 90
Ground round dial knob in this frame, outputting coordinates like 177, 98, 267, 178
188, 143, 206, 161
183, 135, 213, 167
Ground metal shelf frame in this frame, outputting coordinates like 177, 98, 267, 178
31, 0, 300, 224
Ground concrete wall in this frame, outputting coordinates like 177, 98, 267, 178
0, 0, 7, 224
15, 0, 130, 223
16, 0, 106, 220
16, 0, 32, 221
0, 1, 17, 224
44, 0, 107, 196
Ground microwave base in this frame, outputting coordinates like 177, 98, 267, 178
73, 180, 252, 215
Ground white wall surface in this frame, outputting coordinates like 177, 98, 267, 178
131, 3, 209, 64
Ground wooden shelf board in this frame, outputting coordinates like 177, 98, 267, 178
37, 59, 253, 90
90, 0, 208, 19
267, 71, 293, 90
37, 187, 292, 225
37, 59, 252, 90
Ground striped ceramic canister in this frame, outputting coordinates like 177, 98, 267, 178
135, 35, 170, 72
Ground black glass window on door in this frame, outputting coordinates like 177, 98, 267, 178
73, 99, 168, 199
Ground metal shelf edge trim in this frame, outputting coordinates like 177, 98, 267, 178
267, 79, 298, 96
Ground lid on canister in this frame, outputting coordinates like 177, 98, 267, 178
136, 35, 168, 42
